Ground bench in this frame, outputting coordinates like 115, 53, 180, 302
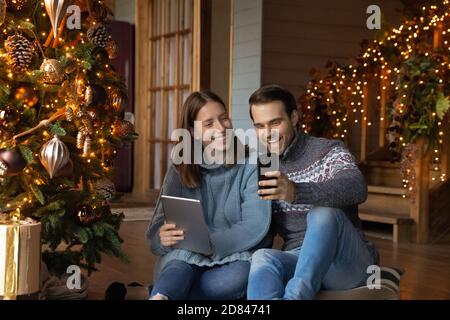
359, 210, 413, 243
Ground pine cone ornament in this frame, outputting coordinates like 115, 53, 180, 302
78, 125, 89, 136
83, 136, 92, 155
65, 105, 75, 121
75, 108, 87, 118
87, 23, 110, 48
81, 116, 94, 135
76, 131, 85, 149
94, 178, 116, 202
5, 34, 34, 73
111, 119, 135, 138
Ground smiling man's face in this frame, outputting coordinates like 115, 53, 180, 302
251, 100, 298, 155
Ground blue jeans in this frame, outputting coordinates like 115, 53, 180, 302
247, 207, 379, 300
151, 259, 250, 300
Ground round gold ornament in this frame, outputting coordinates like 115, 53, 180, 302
40, 58, 65, 84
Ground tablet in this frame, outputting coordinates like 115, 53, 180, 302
161, 195, 213, 255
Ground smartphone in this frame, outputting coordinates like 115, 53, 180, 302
257, 152, 275, 190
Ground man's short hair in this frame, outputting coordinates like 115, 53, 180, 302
249, 85, 297, 120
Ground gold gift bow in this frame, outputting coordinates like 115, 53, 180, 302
3, 213, 20, 300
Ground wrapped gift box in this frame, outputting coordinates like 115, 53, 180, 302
0, 219, 41, 299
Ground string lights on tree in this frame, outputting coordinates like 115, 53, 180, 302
0, 0, 137, 275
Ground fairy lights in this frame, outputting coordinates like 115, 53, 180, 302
301, 1, 450, 199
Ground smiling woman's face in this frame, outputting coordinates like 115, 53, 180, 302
251, 101, 298, 155
194, 101, 232, 151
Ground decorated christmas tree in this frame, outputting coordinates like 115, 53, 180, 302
0, 0, 137, 275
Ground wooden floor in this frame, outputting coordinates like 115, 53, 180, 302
87, 221, 450, 300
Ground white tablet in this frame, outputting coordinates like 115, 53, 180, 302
161, 195, 213, 256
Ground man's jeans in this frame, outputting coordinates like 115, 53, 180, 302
151, 260, 250, 300
247, 207, 379, 300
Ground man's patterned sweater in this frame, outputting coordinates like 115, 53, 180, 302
273, 132, 368, 251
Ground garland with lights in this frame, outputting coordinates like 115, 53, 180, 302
0, 0, 137, 275
300, 0, 450, 201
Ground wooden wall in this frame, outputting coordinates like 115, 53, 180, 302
261, 0, 404, 96
230, 0, 263, 130
210, 0, 231, 106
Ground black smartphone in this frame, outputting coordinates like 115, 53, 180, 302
257, 153, 275, 190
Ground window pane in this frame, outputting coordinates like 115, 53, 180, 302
184, 0, 192, 30
153, 40, 161, 87
169, 37, 177, 86
183, 33, 191, 85
168, 91, 175, 135
170, 0, 178, 33
153, 0, 160, 36
147, 0, 196, 188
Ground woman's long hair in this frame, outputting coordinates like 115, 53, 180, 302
177, 90, 227, 188
175, 91, 247, 188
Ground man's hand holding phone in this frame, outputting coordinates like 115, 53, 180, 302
258, 171, 296, 203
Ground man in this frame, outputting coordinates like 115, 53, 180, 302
246, 85, 379, 300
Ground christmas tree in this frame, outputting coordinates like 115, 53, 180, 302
0, 0, 137, 275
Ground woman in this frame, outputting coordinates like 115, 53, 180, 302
146, 91, 272, 300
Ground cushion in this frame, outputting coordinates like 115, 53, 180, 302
315, 267, 403, 300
